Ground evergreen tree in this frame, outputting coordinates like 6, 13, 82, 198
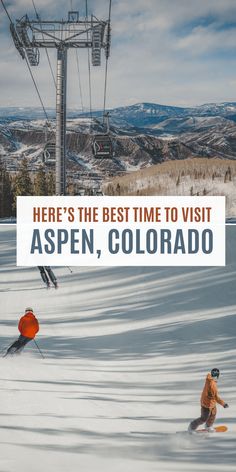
67, 179, 77, 195
47, 171, 55, 195
13, 158, 33, 211
34, 166, 48, 195
14, 158, 34, 197
0, 159, 14, 218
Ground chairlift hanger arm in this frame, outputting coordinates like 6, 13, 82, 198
26, 19, 105, 25
33, 41, 92, 48
15, 13, 109, 49
29, 25, 65, 43
64, 25, 96, 43
28, 26, 103, 48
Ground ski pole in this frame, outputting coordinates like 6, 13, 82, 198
66, 266, 73, 273
34, 339, 45, 359
0, 345, 9, 356
1, 346, 9, 357
0, 341, 14, 357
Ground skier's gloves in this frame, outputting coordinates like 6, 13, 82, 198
224, 403, 229, 408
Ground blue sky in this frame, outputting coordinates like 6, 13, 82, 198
1, 0, 236, 109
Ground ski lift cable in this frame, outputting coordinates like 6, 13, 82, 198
25, 56, 49, 121
75, 50, 84, 112
85, 0, 93, 122
0, 0, 11, 23
0, 0, 49, 121
103, 0, 112, 127
90, 0, 113, 160
31, 0, 56, 88
70, 0, 84, 112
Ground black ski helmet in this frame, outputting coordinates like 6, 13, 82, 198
211, 368, 220, 379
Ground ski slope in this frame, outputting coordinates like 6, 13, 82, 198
0, 225, 235, 472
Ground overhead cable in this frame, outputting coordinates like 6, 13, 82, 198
85, 0, 93, 120
31, 0, 56, 88
70, 0, 84, 111
103, 0, 112, 125
0, 0, 49, 121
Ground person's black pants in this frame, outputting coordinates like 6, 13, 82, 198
38, 266, 57, 286
190, 406, 217, 430
6, 335, 32, 355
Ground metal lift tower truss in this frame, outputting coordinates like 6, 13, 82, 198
10, 11, 111, 195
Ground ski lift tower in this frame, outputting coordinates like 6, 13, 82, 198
10, 10, 111, 195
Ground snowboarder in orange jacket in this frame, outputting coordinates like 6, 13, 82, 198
5, 308, 39, 356
188, 368, 229, 433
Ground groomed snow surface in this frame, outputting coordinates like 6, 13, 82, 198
0, 226, 235, 472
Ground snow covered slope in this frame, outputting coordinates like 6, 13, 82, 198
0, 226, 236, 472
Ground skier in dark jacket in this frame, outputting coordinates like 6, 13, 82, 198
38, 266, 58, 288
5, 308, 39, 356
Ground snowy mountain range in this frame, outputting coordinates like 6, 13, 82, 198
1, 102, 236, 188
1, 101, 236, 129
0, 118, 191, 193
88, 102, 236, 131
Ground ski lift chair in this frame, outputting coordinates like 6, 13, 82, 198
42, 141, 56, 165
92, 134, 113, 159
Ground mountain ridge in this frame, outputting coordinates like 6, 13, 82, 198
1, 102, 236, 193
1, 101, 236, 124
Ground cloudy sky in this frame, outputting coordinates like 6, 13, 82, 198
1, 0, 236, 110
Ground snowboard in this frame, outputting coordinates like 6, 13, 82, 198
197, 425, 227, 433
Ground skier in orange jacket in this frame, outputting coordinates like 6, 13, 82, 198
188, 368, 229, 433
5, 308, 39, 356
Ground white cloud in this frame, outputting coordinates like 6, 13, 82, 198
175, 25, 236, 55
1, 0, 236, 108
